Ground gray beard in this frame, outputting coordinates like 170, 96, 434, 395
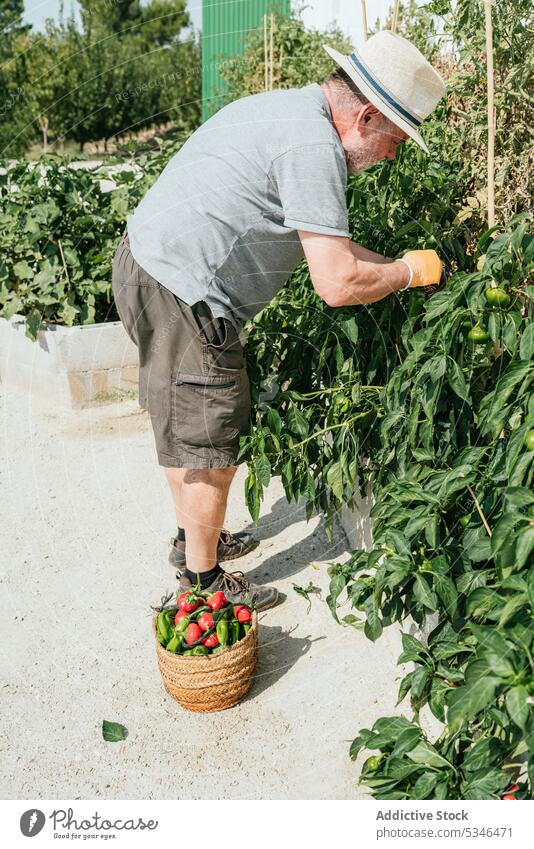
345, 148, 379, 175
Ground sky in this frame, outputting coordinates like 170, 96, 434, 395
23, 0, 203, 33
22, 1, 396, 42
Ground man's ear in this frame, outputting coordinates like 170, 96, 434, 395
354, 103, 382, 134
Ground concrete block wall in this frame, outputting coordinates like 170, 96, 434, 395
0, 315, 139, 410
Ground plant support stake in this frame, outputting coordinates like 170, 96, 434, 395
484, 0, 496, 228
391, 0, 400, 33
264, 14, 268, 92
361, 1, 368, 41
270, 13, 274, 91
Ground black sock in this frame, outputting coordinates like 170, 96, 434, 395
176, 526, 186, 541
184, 563, 223, 590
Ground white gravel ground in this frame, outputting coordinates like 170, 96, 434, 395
1, 387, 409, 800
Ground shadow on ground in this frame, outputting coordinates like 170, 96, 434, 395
243, 623, 326, 701
237, 495, 349, 584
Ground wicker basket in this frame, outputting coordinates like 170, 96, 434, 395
152, 608, 258, 712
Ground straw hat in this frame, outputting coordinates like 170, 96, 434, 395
322, 30, 445, 154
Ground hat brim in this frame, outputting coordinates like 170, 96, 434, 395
322, 44, 429, 154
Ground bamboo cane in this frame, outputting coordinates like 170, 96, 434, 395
392, 0, 400, 32
264, 14, 268, 92
484, 0, 496, 229
361, 0, 368, 41
270, 12, 274, 90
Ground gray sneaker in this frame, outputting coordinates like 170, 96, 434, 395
178, 568, 281, 612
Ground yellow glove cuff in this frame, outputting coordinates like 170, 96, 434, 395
401, 250, 443, 288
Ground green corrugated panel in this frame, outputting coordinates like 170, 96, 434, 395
202, 0, 290, 123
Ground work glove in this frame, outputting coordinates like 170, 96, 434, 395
397, 249, 443, 289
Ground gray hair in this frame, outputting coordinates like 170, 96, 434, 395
323, 66, 370, 112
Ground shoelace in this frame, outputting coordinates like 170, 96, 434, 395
219, 527, 233, 545
220, 570, 250, 595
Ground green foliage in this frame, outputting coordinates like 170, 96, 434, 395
217, 4, 353, 103
0, 136, 185, 336
0, 1, 200, 156
229, 2, 534, 800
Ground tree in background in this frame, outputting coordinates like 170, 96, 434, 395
0, 0, 33, 156
0, 0, 201, 157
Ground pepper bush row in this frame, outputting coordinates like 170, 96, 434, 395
239, 214, 533, 799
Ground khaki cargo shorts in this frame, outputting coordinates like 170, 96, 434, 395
111, 230, 251, 468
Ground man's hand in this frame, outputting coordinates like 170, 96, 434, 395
399, 249, 443, 288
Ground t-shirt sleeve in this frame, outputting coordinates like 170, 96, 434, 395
268, 142, 350, 237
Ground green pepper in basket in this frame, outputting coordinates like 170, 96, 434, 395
211, 645, 228, 655
242, 622, 251, 635
174, 611, 190, 633
192, 645, 209, 656
165, 631, 182, 653
216, 619, 229, 647
229, 619, 240, 645
156, 611, 173, 646
182, 649, 194, 656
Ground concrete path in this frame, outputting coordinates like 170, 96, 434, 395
1, 389, 407, 800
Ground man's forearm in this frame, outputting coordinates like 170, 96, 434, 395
335, 243, 410, 305
348, 240, 394, 265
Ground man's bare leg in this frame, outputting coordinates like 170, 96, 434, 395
164, 466, 238, 573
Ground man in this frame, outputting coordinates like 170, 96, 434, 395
111, 30, 445, 611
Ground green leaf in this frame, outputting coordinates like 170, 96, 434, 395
413, 573, 438, 611
326, 460, 344, 501
255, 454, 271, 487
349, 735, 365, 761
364, 599, 383, 642
102, 720, 127, 742
505, 685, 529, 731
463, 525, 492, 563
399, 632, 429, 663
411, 771, 439, 799
498, 593, 528, 628
265, 407, 282, 436
245, 473, 261, 522
515, 525, 534, 571
287, 405, 308, 438
340, 317, 358, 344
13, 260, 33, 280
479, 361, 533, 437
434, 574, 458, 619
25, 309, 43, 341
396, 671, 414, 705
491, 512, 524, 562
406, 740, 451, 770
410, 666, 431, 702
292, 581, 320, 614
447, 358, 470, 401
462, 769, 509, 800
447, 671, 500, 735
462, 737, 506, 772
520, 323, 534, 360
326, 573, 346, 623
504, 487, 534, 508
390, 725, 421, 759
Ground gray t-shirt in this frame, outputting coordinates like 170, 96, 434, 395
126, 83, 349, 332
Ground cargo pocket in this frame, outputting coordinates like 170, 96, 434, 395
170, 368, 250, 450
192, 303, 245, 372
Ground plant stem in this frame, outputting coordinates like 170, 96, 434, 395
467, 483, 492, 537
290, 410, 374, 449
58, 238, 70, 286
290, 385, 383, 399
